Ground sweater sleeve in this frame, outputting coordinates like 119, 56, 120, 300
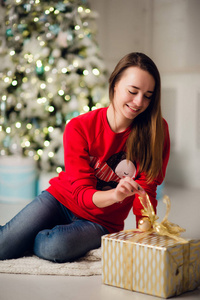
133, 119, 170, 224
63, 118, 98, 210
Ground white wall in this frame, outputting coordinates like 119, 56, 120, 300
152, 0, 200, 73
151, 0, 200, 189
90, 0, 153, 72
90, 0, 200, 189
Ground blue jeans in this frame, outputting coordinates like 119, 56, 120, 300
0, 191, 109, 263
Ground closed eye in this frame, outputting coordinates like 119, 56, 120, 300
128, 90, 136, 95
129, 90, 152, 100
144, 95, 152, 100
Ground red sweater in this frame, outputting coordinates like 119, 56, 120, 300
47, 107, 170, 233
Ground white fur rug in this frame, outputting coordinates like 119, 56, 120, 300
0, 248, 102, 276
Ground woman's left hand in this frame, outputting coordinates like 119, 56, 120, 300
113, 176, 146, 203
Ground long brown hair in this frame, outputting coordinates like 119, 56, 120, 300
109, 52, 164, 182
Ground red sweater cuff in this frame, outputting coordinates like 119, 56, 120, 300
79, 188, 98, 210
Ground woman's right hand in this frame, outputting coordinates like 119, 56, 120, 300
92, 177, 146, 208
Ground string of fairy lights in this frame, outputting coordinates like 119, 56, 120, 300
0, 0, 108, 173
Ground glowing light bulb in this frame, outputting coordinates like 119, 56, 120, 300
48, 106, 54, 112
15, 122, 21, 128
62, 68, 67, 73
10, 50, 15, 56
58, 90, 64, 96
47, 77, 53, 83
48, 126, 54, 132
48, 152, 54, 158
34, 154, 39, 161
43, 127, 48, 134
37, 98, 43, 104
36, 60, 43, 67
44, 140, 50, 147
78, 6, 83, 13
56, 167, 62, 173
40, 83, 46, 89
26, 123, 32, 129
92, 68, 100, 76
6, 127, 11, 133
12, 80, 18, 86
45, 66, 50, 72
37, 149, 43, 156
22, 77, 28, 83
83, 106, 90, 112
65, 95, 70, 101
4, 77, 10, 83
83, 70, 89, 76
25, 141, 30, 147
75, 25, 80, 31
73, 60, 79, 67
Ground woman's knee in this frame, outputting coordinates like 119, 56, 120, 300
33, 221, 105, 263
33, 229, 77, 263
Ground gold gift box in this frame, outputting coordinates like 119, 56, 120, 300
102, 230, 200, 298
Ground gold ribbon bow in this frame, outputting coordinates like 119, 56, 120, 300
139, 194, 187, 243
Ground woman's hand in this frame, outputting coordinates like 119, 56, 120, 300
113, 177, 146, 203
92, 177, 146, 208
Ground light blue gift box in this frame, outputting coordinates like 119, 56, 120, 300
157, 182, 165, 200
0, 156, 37, 203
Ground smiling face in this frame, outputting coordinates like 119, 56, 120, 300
112, 66, 155, 126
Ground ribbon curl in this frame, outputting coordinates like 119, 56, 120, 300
139, 194, 186, 243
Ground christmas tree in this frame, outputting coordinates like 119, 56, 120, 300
0, 0, 108, 173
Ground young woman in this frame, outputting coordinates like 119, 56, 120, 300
0, 52, 170, 263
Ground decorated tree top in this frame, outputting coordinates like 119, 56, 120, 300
0, 0, 108, 173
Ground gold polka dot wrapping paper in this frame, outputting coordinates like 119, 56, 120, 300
102, 195, 200, 298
